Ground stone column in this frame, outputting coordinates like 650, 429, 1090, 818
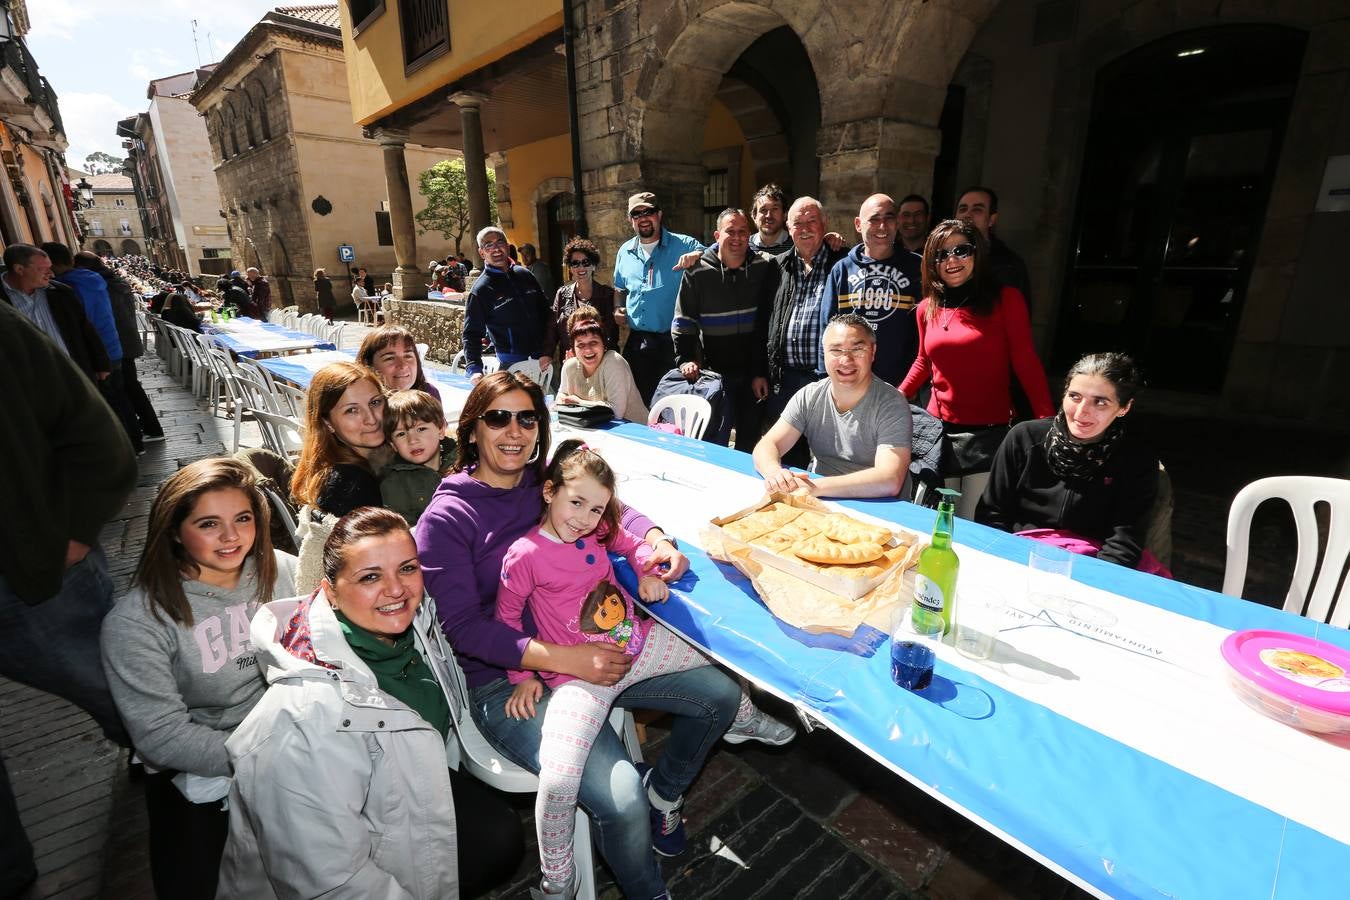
370, 126, 422, 301
816, 118, 942, 228
449, 91, 492, 274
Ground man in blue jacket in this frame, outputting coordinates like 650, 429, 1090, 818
461, 225, 554, 382
42, 242, 142, 453
612, 191, 704, 404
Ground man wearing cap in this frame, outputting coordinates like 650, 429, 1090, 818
612, 191, 705, 404
461, 225, 554, 382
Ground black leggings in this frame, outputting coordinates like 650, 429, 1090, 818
143, 772, 229, 900
450, 767, 526, 897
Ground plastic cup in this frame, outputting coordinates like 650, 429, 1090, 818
955, 589, 1003, 660
891, 608, 944, 691
1027, 543, 1074, 610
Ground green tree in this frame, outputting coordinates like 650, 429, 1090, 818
414, 158, 498, 255
84, 151, 126, 175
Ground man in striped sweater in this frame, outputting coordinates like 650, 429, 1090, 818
671, 208, 777, 451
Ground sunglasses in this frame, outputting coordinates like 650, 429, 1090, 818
479, 409, 540, 430
629, 208, 659, 219
933, 242, 976, 264
567, 259, 594, 268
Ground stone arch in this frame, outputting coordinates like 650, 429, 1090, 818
93, 239, 113, 255
251, 81, 271, 142
242, 93, 258, 148
121, 239, 142, 255
631, 2, 835, 233
268, 231, 295, 307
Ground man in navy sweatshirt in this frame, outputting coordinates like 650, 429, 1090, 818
461, 225, 555, 381
824, 194, 922, 386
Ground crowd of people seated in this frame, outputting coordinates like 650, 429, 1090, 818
1, 174, 1171, 899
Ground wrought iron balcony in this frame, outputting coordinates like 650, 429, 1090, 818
0, 37, 68, 150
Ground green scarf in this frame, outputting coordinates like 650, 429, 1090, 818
335, 609, 451, 741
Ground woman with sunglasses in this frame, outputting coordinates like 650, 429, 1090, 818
900, 219, 1053, 518
557, 304, 648, 423
549, 237, 620, 364
414, 372, 790, 900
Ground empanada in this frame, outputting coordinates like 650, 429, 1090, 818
818, 544, 912, 579
821, 516, 893, 546
791, 534, 884, 565
720, 503, 803, 543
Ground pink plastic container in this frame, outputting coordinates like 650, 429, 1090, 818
1220, 630, 1350, 735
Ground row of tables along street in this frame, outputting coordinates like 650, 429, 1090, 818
254, 350, 1350, 900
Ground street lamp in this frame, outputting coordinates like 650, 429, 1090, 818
75, 177, 95, 209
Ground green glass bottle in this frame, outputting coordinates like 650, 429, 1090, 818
912, 488, 960, 637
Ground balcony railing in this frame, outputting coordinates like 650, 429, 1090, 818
0, 37, 67, 145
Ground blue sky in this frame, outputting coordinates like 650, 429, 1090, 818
25, 0, 284, 168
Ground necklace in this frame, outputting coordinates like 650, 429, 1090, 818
940, 298, 968, 331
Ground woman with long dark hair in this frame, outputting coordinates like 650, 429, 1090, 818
101, 458, 297, 900
899, 219, 1053, 518
978, 352, 1166, 572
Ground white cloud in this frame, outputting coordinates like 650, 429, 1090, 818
56, 92, 137, 168
129, 48, 184, 83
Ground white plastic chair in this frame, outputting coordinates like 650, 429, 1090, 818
274, 383, 308, 419
507, 357, 546, 386
449, 350, 468, 374
261, 484, 298, 549
647, 395, 712, 441
251, 409, 304, 458
1223, 476, 1350, 627
441, 651, 641, 900
481, 355, 501, 375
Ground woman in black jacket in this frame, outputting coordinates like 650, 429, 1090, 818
977, 352, 1165, 572
161, 293, 203, 333
314, 268, 336, 321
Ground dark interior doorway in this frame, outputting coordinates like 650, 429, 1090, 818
542, 192, 577, 293
1054, 26, 1306, 392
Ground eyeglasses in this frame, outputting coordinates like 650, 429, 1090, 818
933, 242, 975, 264
629, 208, 659, 219
567, 259, 594, 268
479, 409, 540, 430
825, 347, 870, 360
480, 239, 508, 251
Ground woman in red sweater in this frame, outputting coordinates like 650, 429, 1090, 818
900, 219, 1053, 518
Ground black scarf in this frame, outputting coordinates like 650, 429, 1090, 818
1043, 411, 1125, 482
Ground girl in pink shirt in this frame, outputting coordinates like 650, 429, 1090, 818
496, 440, 761, 898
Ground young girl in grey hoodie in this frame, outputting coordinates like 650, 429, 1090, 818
101, 458, 297, 900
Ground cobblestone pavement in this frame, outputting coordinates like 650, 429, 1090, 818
2, 335, 1343, 899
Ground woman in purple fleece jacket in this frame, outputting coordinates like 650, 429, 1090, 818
414, 372, 791, 899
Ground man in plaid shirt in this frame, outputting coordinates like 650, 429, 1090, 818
764, 197, 848, 465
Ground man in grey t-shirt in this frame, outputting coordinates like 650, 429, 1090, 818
753, 314, 912, 498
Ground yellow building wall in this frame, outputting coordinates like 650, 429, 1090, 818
702, 100, 754, 212
501, 132, 571, 250
341, 1, 562, 125
18, 142, 63, 243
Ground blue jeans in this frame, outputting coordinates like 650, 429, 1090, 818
471, 665, 739, 898
0, 547, 127, 895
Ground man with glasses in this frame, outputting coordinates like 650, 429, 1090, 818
671, 208, 776, 451
826, 193, 923, 385
612, 191, 704, 403
462, 225, 554, 382
753, 314, 912, 499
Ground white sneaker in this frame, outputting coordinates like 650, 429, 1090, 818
723, 707, 797, 746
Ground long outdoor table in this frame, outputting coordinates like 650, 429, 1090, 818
205, 317, 334, 357
238, 363, 1348, 897
576, 423, 1347, 900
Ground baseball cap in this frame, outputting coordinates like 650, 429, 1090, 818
627, 192, 659, 215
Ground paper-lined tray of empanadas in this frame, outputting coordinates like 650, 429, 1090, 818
709, 493, 925, 600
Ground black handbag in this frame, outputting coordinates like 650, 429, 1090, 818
553, 402, 615, 428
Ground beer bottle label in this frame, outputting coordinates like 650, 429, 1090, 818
914, 574, 945, 614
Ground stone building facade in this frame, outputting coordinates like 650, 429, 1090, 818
117, 69, 233, 275
72, 171, 146, 256
341, 0, 1350, 427
191, 5, 450, 313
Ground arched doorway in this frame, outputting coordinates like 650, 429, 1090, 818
543, 192, 576, 292
121, 239, 142, 255
1054, 25, 1306, 392
93, 239, 113, 255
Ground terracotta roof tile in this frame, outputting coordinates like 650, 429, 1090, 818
275, 4, 340, 28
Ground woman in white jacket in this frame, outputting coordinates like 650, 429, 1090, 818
217, 507, 522, 899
